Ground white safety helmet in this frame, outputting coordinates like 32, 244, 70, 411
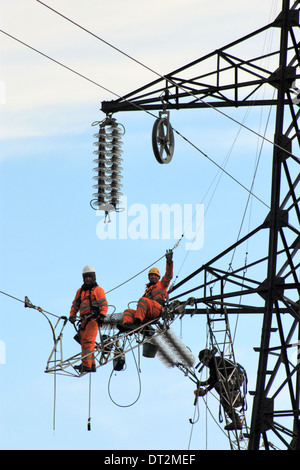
82, 265, 96, 282
82, 265, 96, 275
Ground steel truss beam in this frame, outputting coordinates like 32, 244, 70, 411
102, 6, 300, 115
100, 1, 300, 450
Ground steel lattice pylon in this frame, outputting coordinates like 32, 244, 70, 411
101, 0, 300, 450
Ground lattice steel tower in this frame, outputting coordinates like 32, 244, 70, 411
101, 0, 300, 450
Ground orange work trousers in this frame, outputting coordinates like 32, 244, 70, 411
79, 318, 98, 368
123, 297, 163, 325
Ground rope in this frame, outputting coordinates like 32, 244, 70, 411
0, 289, 64, 434
106, 254, 165, 294
52, 348, 57, 434
107, 339, 142, 408
87, 374, 92, 431
106, 239, 182, 294
187, 403, 199, 450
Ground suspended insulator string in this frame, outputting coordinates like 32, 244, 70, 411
92, 118, 124, 211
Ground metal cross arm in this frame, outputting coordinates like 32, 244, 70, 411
101, 12, 300, 115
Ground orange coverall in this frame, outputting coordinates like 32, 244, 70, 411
70, 286, 108, 368
123, 260, 173, 326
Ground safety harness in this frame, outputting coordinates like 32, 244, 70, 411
73, 285, 101, 336
144, 283, 167, 306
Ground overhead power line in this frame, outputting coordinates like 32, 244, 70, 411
35, 0, 300, 165
36, 0, 160, 79
0, 29, 118, 96
0, 29, 269, 208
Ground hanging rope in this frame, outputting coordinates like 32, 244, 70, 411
107, 341, 142, 408
87, 374, 92, 431
0, 290, 68, 433
187, 402, 200, 450
52, 348, 57, 434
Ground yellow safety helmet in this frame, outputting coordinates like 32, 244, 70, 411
148, 267, 160, 278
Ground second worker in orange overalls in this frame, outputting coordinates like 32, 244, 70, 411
119, 250, 173, 332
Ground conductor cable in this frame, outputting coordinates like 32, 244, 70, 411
35, 0, 300, 163
0, 30, 270, 208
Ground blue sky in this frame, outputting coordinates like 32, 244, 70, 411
0, 0, 290, 451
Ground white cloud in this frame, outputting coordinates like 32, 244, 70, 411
0, 1, 282, 139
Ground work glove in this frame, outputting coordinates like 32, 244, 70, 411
69, 316, 77, 324
165, 249, 173, 262
97, 314, 106, 326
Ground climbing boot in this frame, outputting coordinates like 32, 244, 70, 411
74, 363, 84, 373
74, 363, 96, 374
117, 323, 128, 333
117, 322, 139, 333
224, 420, 243, 431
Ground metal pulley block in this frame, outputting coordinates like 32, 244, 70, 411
152, 111, 175, 164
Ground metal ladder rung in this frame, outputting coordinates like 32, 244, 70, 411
208, 317, 226, 322
211, 329, 228, 334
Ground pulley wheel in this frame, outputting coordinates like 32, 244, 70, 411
152, 116, 175, 164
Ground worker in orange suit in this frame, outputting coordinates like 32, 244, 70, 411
69, 265, 108, 373
119, 250, 173, 332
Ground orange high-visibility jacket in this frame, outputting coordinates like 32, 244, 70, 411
70, 285, 108, 319
143, 260, 173, 305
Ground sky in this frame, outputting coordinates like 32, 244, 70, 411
0, 0, 294, 452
